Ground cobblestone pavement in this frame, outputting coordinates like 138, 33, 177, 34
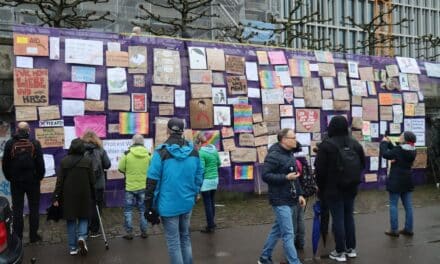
22, 185, 440, 246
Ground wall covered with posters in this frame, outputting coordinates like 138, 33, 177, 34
11, 25, 440, 209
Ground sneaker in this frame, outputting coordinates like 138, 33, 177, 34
257, 257, 273, 264
384, 230, 400, 237
345, 248, 357, 258
200, 226, 215, 234
329, 250, 347, 262
89, 232, 101, 238
399, 229, 414, 237
123, 233, 133, 240
30, 234, 43, 243
69, 249, 78, 256
141, 231, 148, 239
78, 238, 88, 255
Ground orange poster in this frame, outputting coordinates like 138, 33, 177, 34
378, 93, 393, 105
13, 33, 49, 56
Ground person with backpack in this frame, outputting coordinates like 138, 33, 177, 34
1, 122, 45, 243
52, 138, 95, 255
81, 131, 111, 237
315, 115, 365, 262
381, 131, 417, 237
194, 134, 221, 234
118, 134, 151, 240
144, 118, 203, 264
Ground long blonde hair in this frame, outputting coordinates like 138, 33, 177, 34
81, 130, 102, 148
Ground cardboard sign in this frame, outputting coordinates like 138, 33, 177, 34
128, 46, 147, 73
322, 90, 333, 99
262, 104, 280, 122
191, 84, 212, 99
403, 92, 418, 104
294, 87, 304, 98
153, 49, 181, 85
364, 142, 380, 157
317, 63, 336, 77
231, 148, 257, 163
151, 86, 174, 103
14, 68, 49, 106
13, 33, 49, 56
15, 106, 37, 121
352, 96, 362, 106
131, 93, 147, 112
362, 98, 379, 121
40, 177, 57, 194
280, 105, 293, 117
222, 138, 236, 151
413, 148, 427, 168
253, 113, 263, 123
108, 95, 130, 111
358, 67, 375, 81
333, 88, 350, 100
352, 117, 363, 129
212, 72, 225, 85
227, 75, 247, 95
254, 135, 268, 147
415, 103, 425, 116
190, 99, 213, 129
225, 55, 245, 75
189, 70, 212, 83
108, 124, 119, 134
106, 51, 129, 67
266, 122, 280, 135
206, 48, 225, 71
221, 127, 234, 138
253, 122, 268, 137
154, 117, 170, 146
303, 78, 322, 107
84, 100, 105, 112
364, 174, 378, 183
404, 103, 416, 116
239, 134, 255, 147
35, 127, 64, 148
296, 109, 320, 132
133, 75, 145, 87
380, 106, 393, 121
159, 104, 174, 116
386, 64, 399, 77
257, 146, 268, 163
333, 100, 350, 111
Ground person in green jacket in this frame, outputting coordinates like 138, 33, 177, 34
118, 134, 151, 240
195, 135, 221, 233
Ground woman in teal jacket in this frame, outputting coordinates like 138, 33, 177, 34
196, 135, 221, 233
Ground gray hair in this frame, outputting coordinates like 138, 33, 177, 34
132, 134, 144, 145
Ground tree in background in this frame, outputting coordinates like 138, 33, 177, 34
415, 34, 440, 61
133, 0, 230, 38
343, 4, 411, 56
0, 0, 114, 28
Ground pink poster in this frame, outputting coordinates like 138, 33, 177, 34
74, 115, 106, 138
62, 81, 86, 99
268, 51, 287, 65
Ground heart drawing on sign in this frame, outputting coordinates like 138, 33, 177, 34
297, 110, 319, 131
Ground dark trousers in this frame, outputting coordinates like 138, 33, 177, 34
89, 188, 104, 233
201, 190, 216, 229
327, 193, 356, 253
10, 181, 40, 239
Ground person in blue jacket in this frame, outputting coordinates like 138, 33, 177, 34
144, 118, 203, 264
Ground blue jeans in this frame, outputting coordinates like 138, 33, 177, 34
292, 205, 305, 248
201, 190, 216, 228
389, 192, 413, 232
66, 218, 88, 251
162, 212, 193, 264
327, 194, 356, 253
124, 190, 147, 233
260, 205, 302, 264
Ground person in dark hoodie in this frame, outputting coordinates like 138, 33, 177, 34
52, 138, 95, 256
81, 130, 111, 237
315, 116, 365, 262
2, 121, 45, 243
144, 118, 203, 264
258, 128, 306, 264
381, 131, 417, 237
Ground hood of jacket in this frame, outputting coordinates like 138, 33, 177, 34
328, 115, 349, 137
129, 144, 149, 158
84, 142, 98, 151
200, 144, 217, 153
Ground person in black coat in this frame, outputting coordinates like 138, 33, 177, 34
315, 116, 365, 262
380, 131, 417, 237
1, 122, 45, 243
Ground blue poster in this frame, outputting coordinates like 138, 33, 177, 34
71, 65, 96, 83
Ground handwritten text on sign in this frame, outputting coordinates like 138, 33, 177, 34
14, 68, 49, 106
296, 109, 320, 132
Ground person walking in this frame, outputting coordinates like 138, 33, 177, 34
315, 115, 365, 262
195, 135, 221, 234
2, 122, 45, 243
144, 118, 203, 264
81, 131, 111, 237
118, 134, 151, 240
381, 131, 417, 237
258, 128, 306, 264
52, 138, 95, 255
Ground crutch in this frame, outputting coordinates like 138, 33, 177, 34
96, 205, 109, 250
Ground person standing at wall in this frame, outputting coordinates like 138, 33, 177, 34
315, 116, 365, 262
81, 131, 111, 237
118, 134, 151, 240
144, 118, 203, 264
195, 134, 221, 234
2, 121, 45, 243
52, 138, 95, 255
381, 131, 417, 237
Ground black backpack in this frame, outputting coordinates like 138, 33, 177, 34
327, 138, 363, 188
84, 148, 103, 180
11, 138, 36, 170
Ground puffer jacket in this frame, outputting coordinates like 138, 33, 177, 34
84, 143, 111, 190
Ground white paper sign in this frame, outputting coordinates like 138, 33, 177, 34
392, 105, 403, 123
348, 61, 359, 78
65, 38, 103, 65
49, 37, 60, 60
218, 151, 231, 167
425, 62, 440, 78
403, 118, 425, 146
281, 118, 295, 129
248, 88, 260, 98
86, 84, 101, 100
370, 156, 379, 171
16, 56, 33, 68
107, 42, 121, 52
62, 100, 85, 116
352, 106, 363, 117
322, 99, 334, 110
64, 126, 76, 149
43, 154, 55, 177
370, 123, 379, 138
245, 62, 259, 81
309, 64, 319, 72
293, 98, 305, 108
188, 47, 207, 69
275, 65, 292, 86
389, 123, 401, 134
261, 89, 284, 104
39, 120, 64, 127
107, 67, 127, 93
396, 56, 421, 74
103, 139, 154, 171
175, 90, 186, 108
399, 73, 409, 91
296, 133, 311, 146
380, 121, 388, 135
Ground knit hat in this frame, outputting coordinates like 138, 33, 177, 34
167, 118, 184, 134
403, 131, 417, 144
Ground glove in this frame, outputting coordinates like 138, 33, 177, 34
145, 209, 161, 225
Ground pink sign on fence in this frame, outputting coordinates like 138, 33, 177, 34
62, 81, 86, 99
268, 51, 287, 65
74, 115, 106, 138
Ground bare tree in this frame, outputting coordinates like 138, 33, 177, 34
0, 0, 114, 28
344, 4, 411, 56
415, 34, 440, 61
133, 0, 230, 38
